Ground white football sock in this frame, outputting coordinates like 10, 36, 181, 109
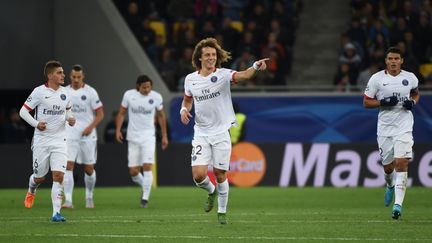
142, 171, 153, 200
28, 174, 39, 194
194, 176, 215, 194
84, 170, 96, 199
384, 170, 395, 188
394, 172, 408, 206
132, 173, 144, 187
217, 179, 229, 214
63, 170, 74, 203
51, 181, 63, 216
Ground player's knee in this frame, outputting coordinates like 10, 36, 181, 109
34, 176, 45, 184
193, 174, 206, 183
129, 167, 140, 176
52, 172, 64, 183
66, 161, 75, 170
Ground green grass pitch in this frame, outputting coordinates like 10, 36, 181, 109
1, 187, 431, 242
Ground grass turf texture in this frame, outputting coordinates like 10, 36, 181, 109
1, 187, 431, 242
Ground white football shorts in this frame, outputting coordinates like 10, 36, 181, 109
32, 144, 67, 178
378, 132, 414, 165
127, 139, 156, 167
67, 139, 97, 164
191, 130, 231, 171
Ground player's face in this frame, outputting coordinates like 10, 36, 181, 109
70, 70, 84, 88
385, 52, 403, 73
200, 47, 217, 70
138, 81, 152, 95
48, 67, 65, 85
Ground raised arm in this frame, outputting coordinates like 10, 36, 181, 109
233, 58, 269, 82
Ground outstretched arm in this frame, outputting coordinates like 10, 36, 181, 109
233, 58, 270, 83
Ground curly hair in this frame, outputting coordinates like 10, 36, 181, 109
191, 38, 231, 70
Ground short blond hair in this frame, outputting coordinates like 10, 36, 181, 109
192, 38, 231, 70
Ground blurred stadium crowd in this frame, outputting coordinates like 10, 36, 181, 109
113, 0, 303, 90
335, 0, 432, 92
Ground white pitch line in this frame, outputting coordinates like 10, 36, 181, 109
1, 216, 432, 224
0, 233, 431, 241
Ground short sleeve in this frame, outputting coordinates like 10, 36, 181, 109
364, 75, 378, 98
411, 73, 419, 89
23, 88, 41, 111
184, 75, 192, 97
121, 91, 129, 108
90, 88, 103, 110
156, 94, 163, 111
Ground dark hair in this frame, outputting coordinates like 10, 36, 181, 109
385, 47, 403, 58
136, 74, 152, 90
44, 60, 62, 81
72, 64, 83, 72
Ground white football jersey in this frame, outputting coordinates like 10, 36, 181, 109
364, 70, 418, 136
184, 68, 237, 136
66, 84, 103, 141
121, 89, 163, 143
23, 84, 72, 146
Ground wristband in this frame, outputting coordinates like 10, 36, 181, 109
180, 107, 188, 115
252, 61, 260, 70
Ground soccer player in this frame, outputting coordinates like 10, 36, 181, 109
19, 60, 76, 222
363, 47, 420, 220
115, 75, 168, 208
179, 37, 269, 224
62, 64, 104, 209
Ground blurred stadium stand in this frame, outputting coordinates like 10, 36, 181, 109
1, 0, 431, 144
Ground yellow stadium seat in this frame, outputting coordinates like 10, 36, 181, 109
149, 21, 167, 45
230, 21, 243, 32
172, 21, 194, 41
420, 63, 432, 78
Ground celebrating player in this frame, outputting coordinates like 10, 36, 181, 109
180, 37, 269, 224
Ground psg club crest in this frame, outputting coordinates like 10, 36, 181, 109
60, 94, 66, 100
210, 76, 218, 83
81, 95, 87, 100
402, 79, 409, 86
149, 99, 154, 104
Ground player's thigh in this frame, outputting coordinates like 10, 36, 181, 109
394, 132, 414, 159
140, 138, 156, 164
32, 146, 50, 178
49, 144, 67, 173
378, 136, 394, 166
210, 131, 231, 171
191, 136, 212, 167
76, 140, 97, 165
67, 139, 80, 163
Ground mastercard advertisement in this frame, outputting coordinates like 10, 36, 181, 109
208, 142, 266, 187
